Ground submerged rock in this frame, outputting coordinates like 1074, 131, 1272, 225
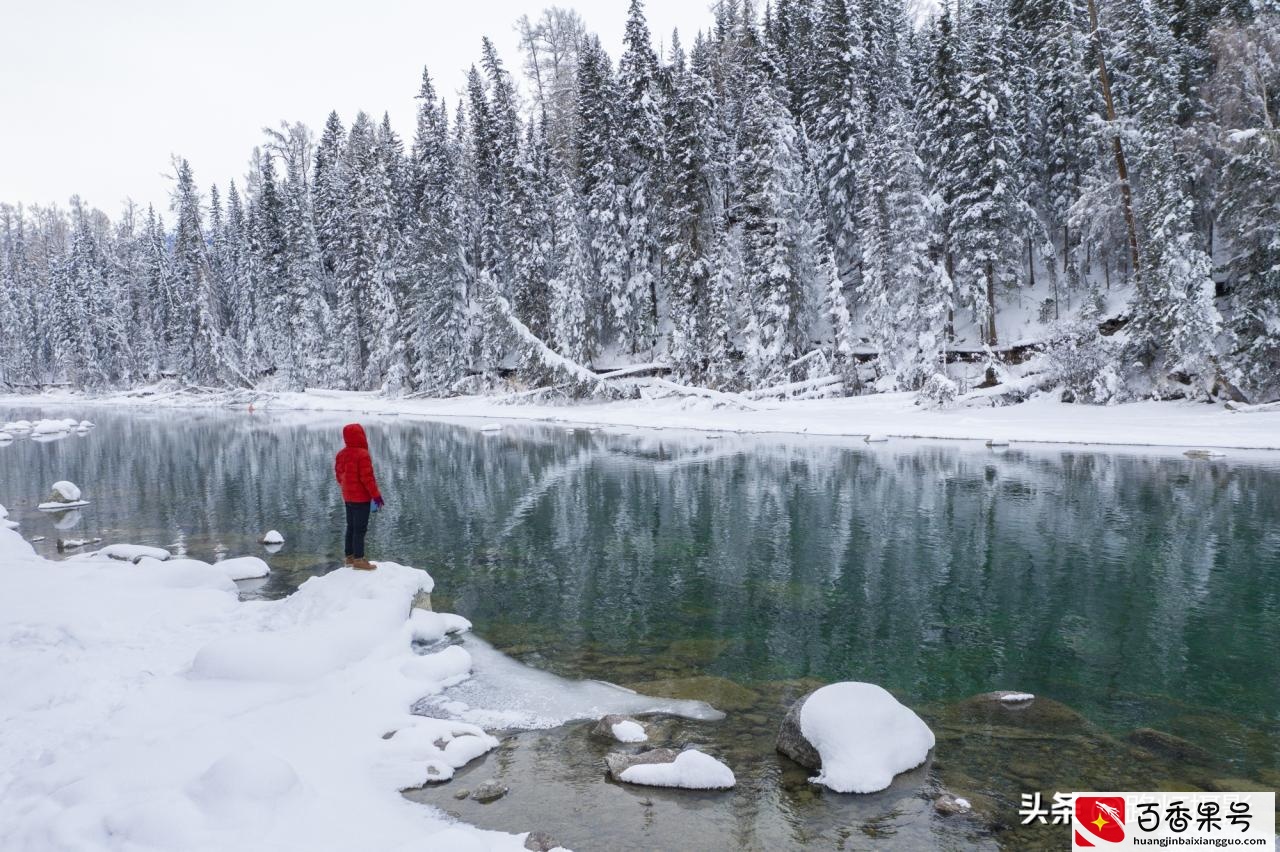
471, 778, 508, 803
621, 675, 760, 712
1126, 728, 1213, 765
934, 793, 973, 815
523, 830, 558, 851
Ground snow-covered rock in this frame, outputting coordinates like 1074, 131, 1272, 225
777, 682, 935, 794
2, 419, 32, 432
214, 556, 271, 581
260, 529, 284, 545
611, 748, 736, 790
97, 543, 172, 563
479, 423, 503, 433
590, 714, 647, 743
49, 481, 82, 502
30, 419, 73, 436
0, 432, 13, 443
78, 420, 95, 429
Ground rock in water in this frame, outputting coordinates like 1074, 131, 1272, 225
260, 530, 284, 545
605, 747, 681, 780
776, 699, 822, 770
591, 714, 647, 743
523, 831, 558, 851
776, 682, 935, 794
470, 779, 508, 803
611, 748, 735, 790
49, 481, 82, 503
934, 793, 973, 815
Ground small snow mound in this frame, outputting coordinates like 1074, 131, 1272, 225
612, 719, 647, 743
215, 556, 271, 580
618, 749, 735, 790
478, 423, 503, 433
800, 682, 935, 794
997, 691, 1035, 703
31, 419, 73, 436
99, 543, 171, 563
50, 481, 82, 502
2, 419, 32, 432
408, 609, 470, 644
79, 420, 95, 429
260, 529, 284, 545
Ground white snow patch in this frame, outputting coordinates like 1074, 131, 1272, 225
998, 692, 1035, 703
800, 682, 935, 794
85, 543, 172, 563
213, 556, 270, 581
618, 749, 735, 789
611, 719, 648, 743
260, 529, 284, 545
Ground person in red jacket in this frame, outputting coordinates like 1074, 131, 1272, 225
334, 423, 384, 570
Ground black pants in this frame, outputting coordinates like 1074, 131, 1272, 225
344, 501, 371, 558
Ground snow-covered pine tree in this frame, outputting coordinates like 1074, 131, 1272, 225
949, 0, 1032, 347
171, 159, 236, 385
807, 0, 866, 280
407, 69, 471, 394
1210, 15, 1280, 400
614, 0, 665, 356
736, 76, 813, 386
661, 39, 720, 382
575, 35, 626, 355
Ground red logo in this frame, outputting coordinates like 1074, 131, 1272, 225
1074, 796, 1126, 846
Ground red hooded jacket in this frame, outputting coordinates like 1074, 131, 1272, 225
335, 424, 383, 503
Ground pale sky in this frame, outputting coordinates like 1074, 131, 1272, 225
0, 0, 717, 216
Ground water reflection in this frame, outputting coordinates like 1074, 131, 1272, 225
1, 408, 1277, 783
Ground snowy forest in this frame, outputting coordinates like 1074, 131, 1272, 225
1, 0, 1277, 404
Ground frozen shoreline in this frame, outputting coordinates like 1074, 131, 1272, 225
2, 386, 1278, 451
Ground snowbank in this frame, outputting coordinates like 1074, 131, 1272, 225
617, 750, 735, 790
7, 386, 1277, 451
0, 525, 533, 851
212, 556, 270, 581
800, 682, 935, 794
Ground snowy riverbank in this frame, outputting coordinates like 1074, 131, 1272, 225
3, 386, 1279, 451
0, 523, 542, 852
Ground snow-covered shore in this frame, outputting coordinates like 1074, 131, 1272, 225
3, 386, 1278, 451
0, 524, 539, 852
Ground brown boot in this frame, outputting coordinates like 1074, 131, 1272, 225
344, 555, 355, 566
352, 558, 376, 571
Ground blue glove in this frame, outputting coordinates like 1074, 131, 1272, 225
372, 497, 384, 512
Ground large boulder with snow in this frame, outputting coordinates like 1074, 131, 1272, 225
775, 682, 935, 794
606, 748, 735, 790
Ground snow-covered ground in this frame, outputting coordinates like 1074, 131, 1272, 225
3, 385, 1278, 451
0, 523, 546, 852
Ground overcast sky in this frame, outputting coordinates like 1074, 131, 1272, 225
0, 0, 717, 216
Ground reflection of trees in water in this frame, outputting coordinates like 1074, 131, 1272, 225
5, 413, 1277, 750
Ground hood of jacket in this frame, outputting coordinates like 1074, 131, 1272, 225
342, 423, 368, 450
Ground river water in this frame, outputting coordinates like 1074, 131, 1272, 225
2, 406, 1277, 849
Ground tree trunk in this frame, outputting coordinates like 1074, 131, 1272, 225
985, 261, 998, 346
1087, 0, 1141, 275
